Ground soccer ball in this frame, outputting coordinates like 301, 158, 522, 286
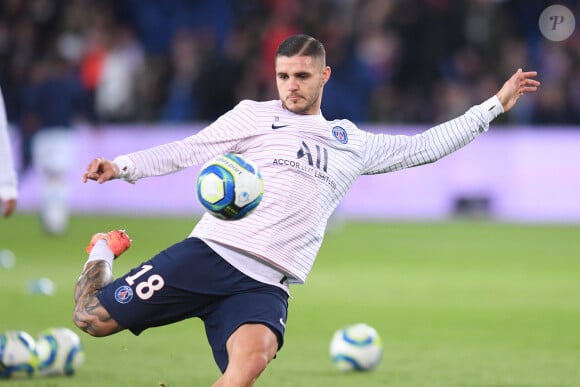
329, 323, 384, 372
197, 153, 264, 220
0, 330, 38, 378
36, 327, 84, 376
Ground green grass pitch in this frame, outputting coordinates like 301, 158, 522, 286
1, 214, 579, 386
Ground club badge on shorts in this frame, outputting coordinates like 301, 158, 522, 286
114, 285, 134, 304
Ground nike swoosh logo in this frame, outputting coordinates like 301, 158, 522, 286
279, 318, 286, 328
271, 124, 290, 130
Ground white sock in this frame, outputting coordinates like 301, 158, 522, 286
84, 239, 114, 269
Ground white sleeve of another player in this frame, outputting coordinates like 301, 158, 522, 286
362, 95, 503, 175
0, 87, 18, 200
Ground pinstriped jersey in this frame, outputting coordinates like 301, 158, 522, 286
114, 96, 503, 284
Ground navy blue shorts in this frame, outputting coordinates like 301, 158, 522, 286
97, 237, 289, 372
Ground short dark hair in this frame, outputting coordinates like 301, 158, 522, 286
275, 34, 326, 63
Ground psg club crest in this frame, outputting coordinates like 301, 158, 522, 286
332, 126, 348, 144
114, 285, 134, 304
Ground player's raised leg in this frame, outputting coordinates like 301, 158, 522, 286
213, 323, 279, 387
72, 230, 131, 337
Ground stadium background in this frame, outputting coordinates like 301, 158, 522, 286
1, 0, 579, 221
1, 1, 580, 386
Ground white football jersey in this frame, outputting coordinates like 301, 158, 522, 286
114, 96, 503, 285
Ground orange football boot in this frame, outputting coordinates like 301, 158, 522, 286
85, 229, 132, 258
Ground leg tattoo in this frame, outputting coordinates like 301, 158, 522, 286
73, 260, 122, 336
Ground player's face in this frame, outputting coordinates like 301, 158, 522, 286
275, 55, 331, 115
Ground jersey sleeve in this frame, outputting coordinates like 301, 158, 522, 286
0, 88, 18, 200
361, 96, 503, 175
114, 100, 259, 183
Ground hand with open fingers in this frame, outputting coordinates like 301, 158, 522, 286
82, 157, 119, 184
496, 68, 540, 112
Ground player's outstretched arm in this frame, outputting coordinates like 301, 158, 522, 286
496, 68, 540, 112
82, 157, 119, 184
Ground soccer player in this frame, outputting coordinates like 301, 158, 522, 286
0, 86, 18, 218
75, 34, 540, 386
21, 58, 86, 235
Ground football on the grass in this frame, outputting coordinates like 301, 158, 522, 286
197, 153, 264, 220
36, 327, 84, 376
329, 323, 384, 372
0, 330, 38, 379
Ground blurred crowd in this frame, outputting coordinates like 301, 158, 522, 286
0, 0, 578, 134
